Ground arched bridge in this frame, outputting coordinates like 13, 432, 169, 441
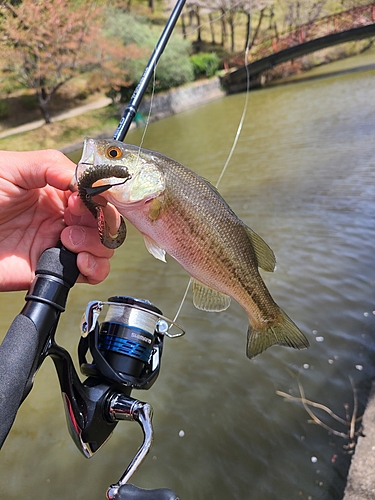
222, 2, 375, 93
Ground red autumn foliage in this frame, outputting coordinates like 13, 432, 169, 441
0, 0, 141, 123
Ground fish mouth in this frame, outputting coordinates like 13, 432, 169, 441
70, 160, 132, 195
81, 174, 130, 197
70, 160, 92, 192
75, 162, 131, 250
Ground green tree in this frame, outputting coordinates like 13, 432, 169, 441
105, 10, 194, 98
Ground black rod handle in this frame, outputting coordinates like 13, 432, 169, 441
0, 314, 39, 446
0, 246, 79, 447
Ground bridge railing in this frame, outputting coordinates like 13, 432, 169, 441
238, 2, 375, 65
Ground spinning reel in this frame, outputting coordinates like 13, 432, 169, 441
0, 247, 184, 500
53, 295, 184, 499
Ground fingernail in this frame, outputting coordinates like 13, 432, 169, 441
69, 226, 85, 247
86, 254, 97, 270
69, 214, 82, 225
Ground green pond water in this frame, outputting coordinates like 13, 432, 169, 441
2, 50, 375, 499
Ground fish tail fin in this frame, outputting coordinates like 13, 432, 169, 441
246, 309, 309, 359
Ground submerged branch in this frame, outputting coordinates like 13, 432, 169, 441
275, 390, 347, 426
276, 375, 363, 448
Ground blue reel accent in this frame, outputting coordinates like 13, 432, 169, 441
99, 334, 152, 363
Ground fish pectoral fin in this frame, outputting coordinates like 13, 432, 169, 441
192, 279, 231, 312
246, 309, 309, 359
244, 226, 276, 273
143, 234, 166, 262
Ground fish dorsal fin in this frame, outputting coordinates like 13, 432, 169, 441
192, 279, 231, 312
199, 176, 276, 273
143, 234, 166, 262
244, 226, 276, 272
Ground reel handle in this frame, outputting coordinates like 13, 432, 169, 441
108, 484, 179, 500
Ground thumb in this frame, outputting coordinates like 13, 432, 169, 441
2, 150, 76, 191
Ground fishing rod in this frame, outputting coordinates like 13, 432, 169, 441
114, 0, 187, 141
0, 2, 187, 498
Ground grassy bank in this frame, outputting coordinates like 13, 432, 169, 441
1, 43, 373, 154
0, 105, 119, 152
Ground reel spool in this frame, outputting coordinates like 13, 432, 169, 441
79, 296, 184, 389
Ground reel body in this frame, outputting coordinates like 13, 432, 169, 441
49, 296, 183, 496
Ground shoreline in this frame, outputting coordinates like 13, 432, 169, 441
60, 77, 226, 155
343, 381, 375, 499
60, 59, 375, 156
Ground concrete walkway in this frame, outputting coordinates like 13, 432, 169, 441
0, 96, 112, 139
343, 381, 375, 499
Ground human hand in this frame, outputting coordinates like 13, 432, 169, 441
0, 149, 116, 291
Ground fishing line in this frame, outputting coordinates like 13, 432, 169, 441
132, 56, 191, 325
137, 66, 157, 154
215, 42, 251, 189
173, 2, 253, 323
172, 278, 192, 323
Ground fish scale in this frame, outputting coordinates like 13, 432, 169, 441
72, 137, 309, 359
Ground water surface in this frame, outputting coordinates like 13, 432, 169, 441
1, 54, 375, 499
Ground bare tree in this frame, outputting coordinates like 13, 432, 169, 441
166, 0, 272, 52
212, 0, 272, 52
279, 0, 329, 32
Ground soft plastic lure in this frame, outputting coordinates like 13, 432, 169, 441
77, 164, 130, 249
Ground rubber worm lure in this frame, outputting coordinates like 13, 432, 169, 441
77, 165, 131, 249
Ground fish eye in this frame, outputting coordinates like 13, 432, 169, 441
106, 146, 122, 159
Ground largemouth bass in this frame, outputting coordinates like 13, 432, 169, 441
73, 137, 309, 359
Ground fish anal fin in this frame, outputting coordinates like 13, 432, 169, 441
143, 234, 166, 262
246, 309, 309, 359
192, 279, 231, 312
244, 226, 276, 273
